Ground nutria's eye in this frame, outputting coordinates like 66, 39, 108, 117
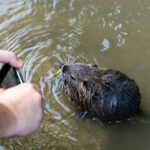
92, 64, 98, 68
62, 65, 69, 73
83, 81, 90, 91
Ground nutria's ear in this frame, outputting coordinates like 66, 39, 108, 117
83, 81, 90, 91
91, 64, 98, 68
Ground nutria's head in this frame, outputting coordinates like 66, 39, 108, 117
60, 63, 101, 97
60, 63, 101, 85
59, 63, 141, 121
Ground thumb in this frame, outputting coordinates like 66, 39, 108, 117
0, 50, 23, 68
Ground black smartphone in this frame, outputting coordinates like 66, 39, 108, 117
0, 63, 24, 88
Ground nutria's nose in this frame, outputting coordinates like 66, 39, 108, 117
61, 64, 69, 73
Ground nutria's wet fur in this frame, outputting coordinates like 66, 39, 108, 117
60, 63, 141, 121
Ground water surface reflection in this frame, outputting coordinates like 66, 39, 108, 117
0, 0, 150, 149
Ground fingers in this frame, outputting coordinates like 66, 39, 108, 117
0, 50, 23, 68
32, 84, 45, 108
0, 88, 5, 92
0, 88, 6, 95
32, 84, 42, 95
30, 84, 45, 123
25, 83, 45, 109
32, 84, 45, 109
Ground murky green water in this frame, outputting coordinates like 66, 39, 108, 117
0, 0, 150, 149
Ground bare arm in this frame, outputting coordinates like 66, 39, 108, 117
0, 50, 44, 138
0, 83, 44, 137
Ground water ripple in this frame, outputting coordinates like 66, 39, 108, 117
0, 0, 150, 149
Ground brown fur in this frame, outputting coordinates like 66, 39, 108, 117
60, 63, 141, 121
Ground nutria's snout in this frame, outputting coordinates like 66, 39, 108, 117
60, 63, 141, 122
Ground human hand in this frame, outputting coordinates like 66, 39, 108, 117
0, 83, 44, 137
0, 49, 22, 68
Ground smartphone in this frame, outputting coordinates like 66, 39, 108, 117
0, 63, 24, 88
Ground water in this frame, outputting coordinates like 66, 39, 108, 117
0, 0, 150, 149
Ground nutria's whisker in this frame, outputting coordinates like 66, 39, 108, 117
64, 57, 67, 64
72, 56, 80, 63
64, 54, 70, 64
67, 55, 71, 64
63, 54, 69, 65
70, 56, 75, 63
57, 79, 64, 91
59, 81, 62, 89
58, 81, 62, 90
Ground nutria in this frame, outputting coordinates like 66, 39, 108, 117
58, 63, 141, 121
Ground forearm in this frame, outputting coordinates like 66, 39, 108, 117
0, 103, 17, 138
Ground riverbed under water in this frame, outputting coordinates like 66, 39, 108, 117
0, 0, 150, 150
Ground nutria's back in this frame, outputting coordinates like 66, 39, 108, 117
59, 63, 141, 121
